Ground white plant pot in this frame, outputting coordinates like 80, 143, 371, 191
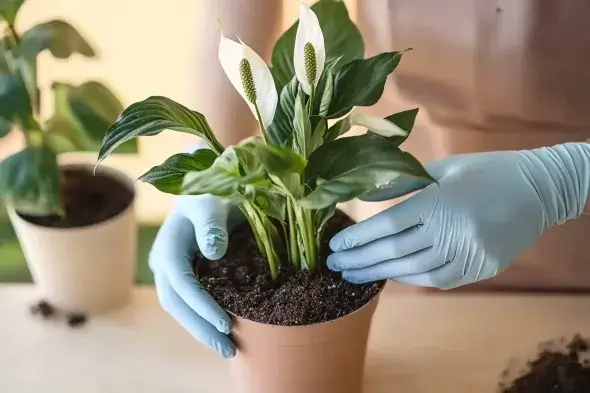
8, 163, 137, 314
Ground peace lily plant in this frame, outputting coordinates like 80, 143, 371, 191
96, 0, 435, 279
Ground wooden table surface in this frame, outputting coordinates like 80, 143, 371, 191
2, 285, 590, 393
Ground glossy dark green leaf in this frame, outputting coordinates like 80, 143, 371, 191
271, 0, 364, 89
0, 146, 62, 216
300, 133, 434, 208
181, 148, 267, 199
138, 149, 217, 195
292, 94, 311, 158
97, 96, 224, 165
324, 115, 351, 142
266, 76, 299, 147
328, 51, 409, 119
312, 56, 341, 117
370, 108, 419, 147
0, 73, 32, 124
16, 20, 95, 60
0, 0, 26, 24
310, 118, 327, 152
0, 117, 12, 137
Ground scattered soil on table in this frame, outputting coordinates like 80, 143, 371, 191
19, 167, 133, 228
29, 299, 88, 328
194, 210, 384, 326
499, 334, 590, 393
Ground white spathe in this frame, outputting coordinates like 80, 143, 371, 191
218, 32, 277, 130
294, 2, 326, 95
350, 110, 407, 137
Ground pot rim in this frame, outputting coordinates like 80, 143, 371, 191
9, 162, 136, 231
226, 280, 385, 329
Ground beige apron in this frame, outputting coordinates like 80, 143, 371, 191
356, 0, 590, 292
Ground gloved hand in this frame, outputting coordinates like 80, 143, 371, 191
327, 142, 590, 289
149, 187, 240, 358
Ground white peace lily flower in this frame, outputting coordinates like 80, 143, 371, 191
349, 110, 407, 137
294, 2, 325, 96
218, 31, 277, 131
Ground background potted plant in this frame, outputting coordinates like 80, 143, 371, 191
96, 0, 434, 392
0, 0, 138, 315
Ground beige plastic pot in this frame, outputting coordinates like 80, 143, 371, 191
228, 288, 383, 393
8, 162, 137, 314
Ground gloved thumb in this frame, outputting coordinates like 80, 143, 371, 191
179, 195, 230, 260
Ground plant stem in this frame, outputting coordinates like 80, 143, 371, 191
290, 198, 317, 271
6, 24, 20, 46
253, 102, 269, 144
286, 201, 300, 268
308, 85, 315, 117
241, 201, 279, 279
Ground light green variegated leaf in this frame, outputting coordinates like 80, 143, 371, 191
292, 93, 311, 158
250, 188, 287, 223
266, 76, 299, 147
47, 81, 136, 154
370, 108, 419, 147
271, 0, 364, 89
181, 148, 267, 199
0, 0, 26, 24
299, 133, 434, 209
138, 149, 217, 194
97, 96, 224, 165
328, 50, 410, 119
16, 19, 95, 60
0, 146, 62, 216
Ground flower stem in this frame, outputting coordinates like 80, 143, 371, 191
290, 198, 317, 271
308, 85, 315, 117
286, 201, 300, 268
254, 102, 269, 144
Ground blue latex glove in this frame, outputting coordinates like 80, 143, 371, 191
149, 144, 242, 358
328, 142, 590, 289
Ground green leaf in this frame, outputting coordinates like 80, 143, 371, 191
271, 0, 364, 89
250, 188, 287, 223
266, 76, 299, 147
0, 117, 11, 137
315, 204, 336, 239
47, 81, 136, 154
181, 148, 266, 199
0, 73, 32, 124
292, 93, 311, 158
318, 70, 333, 117
16, 20, 95, 61
328, 50, 410, 119
300, 133, 434, 209
324, 115, 352, 142
0, 37, 10, 73
310, 118, 327, 152
138, 149, 217, 195
371, 108, 419, 147
0, 146, 62, 216
97, 96, 224, 165
255, 141, 307, 179
0, 0, 26, 24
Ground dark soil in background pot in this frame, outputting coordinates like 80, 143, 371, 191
194, 210, 384, 326
19, 167, 134, 228
499, 334, 590, 393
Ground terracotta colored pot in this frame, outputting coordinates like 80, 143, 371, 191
228, 287, 383, 393
8, 162, 137, 313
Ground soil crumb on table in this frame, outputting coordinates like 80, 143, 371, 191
19, 167, 133, 228
499, 334, 590, 393
194, 210, 384, 326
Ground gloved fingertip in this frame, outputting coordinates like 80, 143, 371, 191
326, 254, 342, 271
216, 317, 232, 335
329, 234, 346, 252
200, 228, 228, 260
342, 271, 367, 285
214, 340, 236, 359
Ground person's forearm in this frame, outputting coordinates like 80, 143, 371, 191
522, 142, 590, 226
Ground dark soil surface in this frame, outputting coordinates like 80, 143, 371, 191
19, 167, 134, 228
194, 210, 384, 326
499, 334, 590, 393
